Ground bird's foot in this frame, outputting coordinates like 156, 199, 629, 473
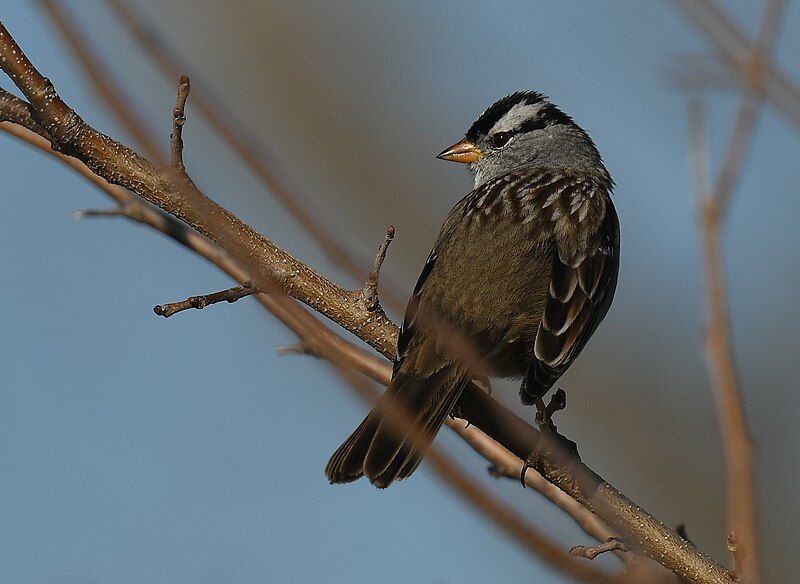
535, 388, 567, 431
520, 389, 579, 487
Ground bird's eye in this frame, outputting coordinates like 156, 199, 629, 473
490, 131, 512, 148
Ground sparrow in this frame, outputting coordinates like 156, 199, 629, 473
326, 91, 619, 488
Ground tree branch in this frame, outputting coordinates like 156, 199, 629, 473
571, 538, 628, 560
170, 74, 190, 172
154, 282, 256, 318
38, 0, 165, 160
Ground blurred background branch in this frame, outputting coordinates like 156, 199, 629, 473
679, 1, 789, 581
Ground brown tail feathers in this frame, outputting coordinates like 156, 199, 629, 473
325, 364, 469, 488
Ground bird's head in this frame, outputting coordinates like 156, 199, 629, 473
437, 91, 608, 188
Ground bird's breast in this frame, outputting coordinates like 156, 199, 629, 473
416, 171, 612, 378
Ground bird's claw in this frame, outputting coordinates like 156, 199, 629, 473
519, 459, 531, 487
535, 388, 567, 431
520, 390, 580, 488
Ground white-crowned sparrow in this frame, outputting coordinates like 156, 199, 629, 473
326, 91, 619, 488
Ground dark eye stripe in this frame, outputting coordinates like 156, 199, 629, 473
518, 118, 547, 133
466, 93, 577, 142
489, 105, 567, 146
466, 91, 546, 141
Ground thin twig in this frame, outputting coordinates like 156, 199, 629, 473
275, 343, 319, 357
727, 531, 744, 582
360, 225, 394, 311
571, 538, 628, 560
74, 205, 130, 219
676, 524, 694, 545
154, 282, 256, 318
171, 75, 190, 171
74, 198, 152, 222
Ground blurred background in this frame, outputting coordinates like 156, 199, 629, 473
1, 1, 798, 582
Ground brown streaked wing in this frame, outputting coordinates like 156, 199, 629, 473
522, 201, 619, 404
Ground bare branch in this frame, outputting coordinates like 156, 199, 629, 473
38, 0, 165, 160
0, 87, 53, 140
727, 531, 745, 582
154, 282, 256, 318
571, 538, 628, 560
74, 205, 130, 219
275, 343, 319, 357
676, 524, 694, 545
171, 75, 190, 171
361, 225, 394, 311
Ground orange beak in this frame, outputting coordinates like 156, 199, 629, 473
436, 139, 482, 163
